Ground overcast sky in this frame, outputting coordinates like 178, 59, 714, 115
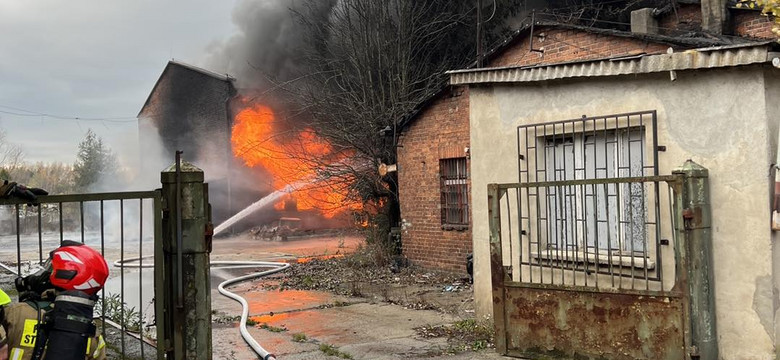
0, 0, 239, 166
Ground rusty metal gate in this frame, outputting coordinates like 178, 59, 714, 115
487, 111, 701, 359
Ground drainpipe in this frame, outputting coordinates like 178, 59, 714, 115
673, 160, 718, 360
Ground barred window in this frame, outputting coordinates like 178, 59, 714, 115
440, 157, 469, 227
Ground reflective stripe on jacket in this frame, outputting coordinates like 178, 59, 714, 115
1, 302, 105, 360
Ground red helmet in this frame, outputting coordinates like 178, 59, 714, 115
49, 243, 109, 296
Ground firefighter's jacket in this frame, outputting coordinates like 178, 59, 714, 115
0, 302, 105, 360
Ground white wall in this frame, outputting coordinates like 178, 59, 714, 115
469, 66, 778, 359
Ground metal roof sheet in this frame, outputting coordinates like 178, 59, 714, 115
449, 43, 776, 85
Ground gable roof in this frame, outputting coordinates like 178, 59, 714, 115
138, 60, 235, 117
397, 20, 747, 132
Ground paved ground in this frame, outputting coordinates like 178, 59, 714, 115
210, 234, 507, 360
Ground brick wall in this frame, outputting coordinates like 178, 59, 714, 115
397, 87, 472, 274
658, 4, 703, 35
490, 28, 670, 68
733, 10, 775, 39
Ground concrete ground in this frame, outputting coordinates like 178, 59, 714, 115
210, 234, 507, 360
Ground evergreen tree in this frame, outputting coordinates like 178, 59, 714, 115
73, 129, 117, 192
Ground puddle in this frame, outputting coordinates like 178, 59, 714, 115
242, 289, 334, 314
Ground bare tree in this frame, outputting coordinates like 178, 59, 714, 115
257, 0, 522, 228
0, 129, 24, 178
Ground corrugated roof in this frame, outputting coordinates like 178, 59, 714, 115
449, 42, 776, 85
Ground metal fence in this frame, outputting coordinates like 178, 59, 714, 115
492, 176, 678, 292
0, 191, 161, 359
499, 110, 676, 292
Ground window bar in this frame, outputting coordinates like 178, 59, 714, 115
80, 201, 85, 243
535, 180, 544, 284
100, 200, 106, 338
542, 125, 551, 284
505, 192, 513, 280
567, 183, 577, 285
15, 204, 21, 275
58, 202, 63, 243
37, 205, 43, 264
557, 184, 566, 285
653, 112, 664, 286
523, 126, 534, 283
569, 120, 579, 286
139, 198, 145, 359
625, 116, 636, 290
603, 182, 615, 288
638, 115, 650, 289
120, 199, 125, 359
516, 188, 523, 283
551, 124, 561, 285
615, 180, 627, 290
667, 183, 676, 289
590, 119, 599, 289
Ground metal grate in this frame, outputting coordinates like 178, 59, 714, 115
0, 192, 160, 359
440, 157, 469, 226
508, 111, 668, 291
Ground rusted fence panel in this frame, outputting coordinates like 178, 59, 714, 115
503, 285, 685, 360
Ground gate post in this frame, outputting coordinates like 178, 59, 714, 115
673, 160, 717, 360
158, 157, 213, 360
487, 184, 507, 355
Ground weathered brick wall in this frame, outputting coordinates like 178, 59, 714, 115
138, 62, 236, 222
658, 4, 703, 35
733, 10, 775, 39
490, 28, 670, 68
397, 87, 472, 274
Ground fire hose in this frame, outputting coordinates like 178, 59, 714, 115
113, 257, 289, 360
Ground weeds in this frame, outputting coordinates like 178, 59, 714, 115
259, 323, 288, 332
319, 343, 353, 359
292, 333, 308, 342
415, 319, 494, 355
96, 293, 142, 332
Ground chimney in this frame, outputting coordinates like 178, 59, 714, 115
631, 8, 659, 35
701, 0, 731, 34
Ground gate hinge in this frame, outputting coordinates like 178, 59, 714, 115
205, 222, 213, 253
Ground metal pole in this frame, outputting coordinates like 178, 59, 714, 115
476, 0, 483, 67
161, 157, 213, 360
673, 160, 717, 360
175, 151, 184, 308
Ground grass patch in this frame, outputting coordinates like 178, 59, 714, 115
319, 343, 353, 359
292, 333, 308, 342
333, 300, 349, 307
245, 318, 258, 326
259, 323, 288, 332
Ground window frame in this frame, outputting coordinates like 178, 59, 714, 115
439, 157, 469, 229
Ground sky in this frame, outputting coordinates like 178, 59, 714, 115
0, 0, 240, 165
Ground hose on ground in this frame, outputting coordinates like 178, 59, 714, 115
114, 257, 290, 360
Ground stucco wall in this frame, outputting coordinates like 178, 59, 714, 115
469, 66, 778, 359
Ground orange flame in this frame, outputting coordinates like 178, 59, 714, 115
231, 103, 362, 218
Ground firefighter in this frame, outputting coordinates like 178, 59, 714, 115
0, 241, 109, 360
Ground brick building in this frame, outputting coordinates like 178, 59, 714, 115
138, 61, 237, 222
396, 2, 774, 277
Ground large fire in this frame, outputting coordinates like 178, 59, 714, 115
231, 103, 362, 218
